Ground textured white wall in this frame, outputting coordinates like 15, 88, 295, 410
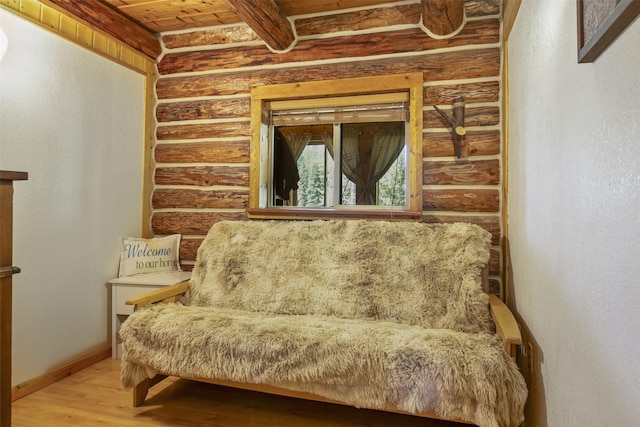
508, 2, 640, 426
0, 10, 144, 385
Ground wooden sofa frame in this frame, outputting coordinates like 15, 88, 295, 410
124, 267, 522, 424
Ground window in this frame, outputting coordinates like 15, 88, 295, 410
247, 73, 423, 220
291, 127, 407, 208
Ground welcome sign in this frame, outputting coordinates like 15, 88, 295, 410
118, 234, 182, 277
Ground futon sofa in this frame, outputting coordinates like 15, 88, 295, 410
120, 220, 527, 427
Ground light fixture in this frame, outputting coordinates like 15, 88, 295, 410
0, 28, 9, 61
0, 27, 8, 62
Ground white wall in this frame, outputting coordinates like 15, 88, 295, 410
0, 10, 144, 385
508, 2, 640, 426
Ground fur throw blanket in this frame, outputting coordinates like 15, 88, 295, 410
121, 304, 526, 427
186, 220, 495, 333
120, 220, 527, 427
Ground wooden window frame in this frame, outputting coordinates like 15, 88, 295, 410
246, 73, 423, 221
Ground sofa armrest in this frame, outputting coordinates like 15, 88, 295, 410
125, 280, 190, 311
489, 294, 522, 361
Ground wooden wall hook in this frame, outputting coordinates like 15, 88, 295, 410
434, 95, 468, 159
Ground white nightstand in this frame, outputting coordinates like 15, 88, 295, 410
109, 270, 192, 358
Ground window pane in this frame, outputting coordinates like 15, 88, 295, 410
296, 143, 327, 207
341, 175, 356, 205
340, 122, 406, 206
377, 146, 406, 206
325, 144, 334, 207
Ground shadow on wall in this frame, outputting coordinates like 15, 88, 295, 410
504, 239, 548, 427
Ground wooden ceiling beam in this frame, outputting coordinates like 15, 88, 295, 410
226, 0, 295, 51
422, 0, 465, 36
40, 0, 162, 60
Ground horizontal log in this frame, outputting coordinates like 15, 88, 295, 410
295, 4, 421, 37
152, 211, 247, 236
162, 25, 258, 49
423, 189, 500, 212
156, 121, 250, 140
153, 189, 248, 209
422, 214, 500, 245
425, 106, 500, 129
423, 130, 501, 157
155, 165, 249, 186
164, 89, 495, 124
156, 98, 250, 122
156, 48, 501, 99
276, 0, 411, 16
489, 248, 500, 275
158, 19, 499, 74
425, 81, 499, 105
423, 159, 500, 185
241, 0, 498, 22
180, 238, 204, 262
488, 278, 501, 296
155, 141, 249, 164
465, 0, 501, 17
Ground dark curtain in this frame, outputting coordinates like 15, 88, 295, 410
273, 127, 299, 201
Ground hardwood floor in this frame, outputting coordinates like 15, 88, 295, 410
12, 358, 471, 426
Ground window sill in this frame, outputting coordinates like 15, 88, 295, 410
246, 208, 422, 221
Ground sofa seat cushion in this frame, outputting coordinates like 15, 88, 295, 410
121, 303, 527, 427
186, 220, 494, 334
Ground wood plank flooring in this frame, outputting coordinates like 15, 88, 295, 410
12, 358, 471, 426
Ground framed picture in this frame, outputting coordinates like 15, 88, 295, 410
577, 0, 640, 63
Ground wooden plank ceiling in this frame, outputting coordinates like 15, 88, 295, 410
41, 0, 470, 60
104, 0, 398, 33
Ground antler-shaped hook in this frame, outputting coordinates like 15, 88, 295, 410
433, 95, 467, 159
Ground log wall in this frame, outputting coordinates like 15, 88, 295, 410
152, 0, 505, 295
